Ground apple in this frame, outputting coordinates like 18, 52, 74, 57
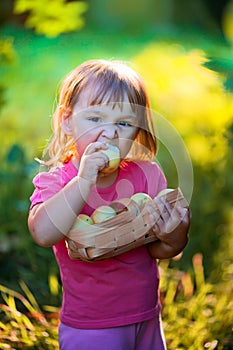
91, 205, 117, 223
100, 144, 120, 175
157, 188, 174, 197
71, 214, 93, 229
131, 192, 152, 206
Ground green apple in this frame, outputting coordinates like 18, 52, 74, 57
71, 214, 93, 229
100, 144, 120, 175
91, 205, 117, 223
157, 188, 174, 197
131, 192, 152, 206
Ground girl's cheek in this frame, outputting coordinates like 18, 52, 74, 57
74, 131, 98, 155
119, 139, 135, 158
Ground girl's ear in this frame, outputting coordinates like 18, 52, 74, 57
61, 110, 73, 136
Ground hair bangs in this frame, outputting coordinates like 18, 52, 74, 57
80, 65, 147, 114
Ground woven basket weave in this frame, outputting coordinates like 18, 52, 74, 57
66, 188, 188, 262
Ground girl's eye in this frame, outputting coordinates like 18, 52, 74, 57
88, 116, 101, 122
117, 121, 132, 127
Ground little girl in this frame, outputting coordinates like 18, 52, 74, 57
29, 59, 190, 350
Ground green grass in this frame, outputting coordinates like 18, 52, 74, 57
0, 281, 59, 350
160, 255, 233, 349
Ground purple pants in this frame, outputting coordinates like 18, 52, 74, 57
59, 316, 167, 350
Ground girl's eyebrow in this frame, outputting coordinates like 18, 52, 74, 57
85, 107, 137, 120
86, 109, 105, 115
116, 114, 137, 120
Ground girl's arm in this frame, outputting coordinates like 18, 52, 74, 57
146, 197, 190, 259
28, 176, 92, 247
28, 141, 110, 247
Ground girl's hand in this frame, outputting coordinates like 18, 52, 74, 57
78, 142, 110, 185
146, 196, 190, 259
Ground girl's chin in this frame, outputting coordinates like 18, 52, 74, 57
99, 167, 118, 177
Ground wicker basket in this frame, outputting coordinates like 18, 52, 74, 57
66, 188, 188, 262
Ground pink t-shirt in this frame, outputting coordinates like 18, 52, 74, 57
30, 160, 167, 329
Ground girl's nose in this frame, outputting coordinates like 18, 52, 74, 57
101, 123, 118, 139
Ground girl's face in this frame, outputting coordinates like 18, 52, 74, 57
68, 89, 139, 160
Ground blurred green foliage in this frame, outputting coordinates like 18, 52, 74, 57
0, 143, 62, 306
14, 0, 88, 37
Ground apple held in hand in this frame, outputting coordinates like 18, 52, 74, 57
71, 214, 93, 229
91, 205, 117, 223
100, 144, 120, 175
131, 193, 152, 206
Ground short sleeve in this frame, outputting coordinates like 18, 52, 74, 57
29, 170, 63, 209
29, 161, 77, 209
30, 161, 77, 209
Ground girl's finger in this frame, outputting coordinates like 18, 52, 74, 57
84, 142, 108, 155
156, 198, 171, 221
170, 204, 189, 223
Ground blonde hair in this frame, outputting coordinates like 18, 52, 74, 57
43, 59, 156, 166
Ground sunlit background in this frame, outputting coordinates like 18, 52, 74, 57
0, 0, 233, 349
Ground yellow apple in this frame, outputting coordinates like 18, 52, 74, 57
157, 188, 174, 197
91, 205, 117, 223
100, 144, 120, 175
131, 192, 152, 206
71, 214, 93, 229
